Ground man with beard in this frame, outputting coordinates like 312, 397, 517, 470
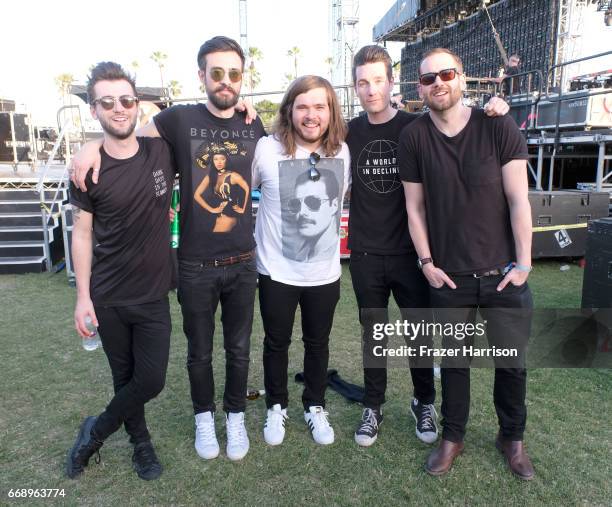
252, 76, 350, 447
71, 37, 266, 462
399, 48, 534, 479
66, 62, 175, 481
347, 45, 509, 448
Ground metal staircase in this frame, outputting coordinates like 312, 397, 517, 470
0, 106, 84, 276
0, 185, 66, 273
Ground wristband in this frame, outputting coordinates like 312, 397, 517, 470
513, 263, 532, 272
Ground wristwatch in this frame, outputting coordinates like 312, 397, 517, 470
417, 257, 433, 270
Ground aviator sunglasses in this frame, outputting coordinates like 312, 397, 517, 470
92, 95, 139, 110
209, 67, 243, 83
308, 152, 321, 181
418, 68, 460, 86
287, 195, 330, 213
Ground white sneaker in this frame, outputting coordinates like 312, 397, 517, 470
226, 412, 249, 461
194, 411, 219, 459
304, 406, 335, 445
264, 404, 288, 446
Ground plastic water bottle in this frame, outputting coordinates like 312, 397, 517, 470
82, 315, 102, 351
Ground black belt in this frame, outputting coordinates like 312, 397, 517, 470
449, 267, 506, 278
203, 250, 255, 268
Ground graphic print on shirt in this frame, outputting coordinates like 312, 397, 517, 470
279, 157, 344, 263
356, 139, 401, 194
191, 140, 250, 233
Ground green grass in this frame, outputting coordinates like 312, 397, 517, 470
0, 259, 610, 506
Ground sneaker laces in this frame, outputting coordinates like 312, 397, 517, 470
359, 408, 379, 433
311, 409, 331, 430
227, 414, 248, 446
196, 418, 216, 442
420, 404, 437, 432
266, 407, 288, 431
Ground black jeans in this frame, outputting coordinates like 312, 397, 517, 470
259, 274, 340, 411
429, 275, 533, 442
349, 251, 435, 409
92, 297, 171, 445
178, 258, 257, 414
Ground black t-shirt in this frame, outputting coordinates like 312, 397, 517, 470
154, 104, 266, 261
399, 109, 528, 274
69, 138, 176, 306
346, 110, 418, 254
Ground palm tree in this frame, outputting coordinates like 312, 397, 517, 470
283, 73, 296, 88
54, 73, 74, 105
246, 46, 263, 95
324, 56, 334, 82
168, 80, 182, 99
150, 51, 168, 95
130, 60, 140, 77
287, 46, 301, 78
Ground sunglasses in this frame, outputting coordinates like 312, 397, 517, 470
418, 68, 460, 86
287, 195, 330, 213
209, 67, 243, 83
308, 152, 321, 182
92, 95, 139, 110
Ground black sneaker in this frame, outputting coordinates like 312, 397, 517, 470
66, 416, 103, 479
354, 408, 383, 447
132, 441, 163, 481
410, 398, 438, 444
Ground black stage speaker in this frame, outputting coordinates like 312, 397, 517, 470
582, 217, 612, 309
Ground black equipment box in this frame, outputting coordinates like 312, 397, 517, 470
582, 217, 612, 309
530, 190, 609, 258
0, 112, 32, 163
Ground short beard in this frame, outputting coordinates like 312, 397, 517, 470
207, 85, 239, 111
98, 115, 137, 140
425, 86, 463, 112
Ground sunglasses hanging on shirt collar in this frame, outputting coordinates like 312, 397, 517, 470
308, 152, 321, 182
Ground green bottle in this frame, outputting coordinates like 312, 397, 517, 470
170, 184, 179, 249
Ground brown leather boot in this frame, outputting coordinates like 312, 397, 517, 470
495, 434, 535, 480
425, 439, 464, 476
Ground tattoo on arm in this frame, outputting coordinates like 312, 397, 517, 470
72, 206, 82, 222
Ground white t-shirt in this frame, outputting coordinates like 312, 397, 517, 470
252, 135, 351, 286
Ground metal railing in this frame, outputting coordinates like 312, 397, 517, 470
35, 105, 84, 270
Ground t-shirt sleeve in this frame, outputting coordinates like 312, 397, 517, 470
254, 116, 267, 139
495, 115, 528, 165
398, 125, 421, 183
252, 137, 264, 188
69, 179, 93, 213
153, 105, 181, 148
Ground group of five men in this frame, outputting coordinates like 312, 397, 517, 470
66, 36, 534, 482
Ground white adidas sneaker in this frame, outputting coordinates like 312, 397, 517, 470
304, 406, 335, 445
226, 412, 249, 461
194, 411, 219, 459
264, 404, 288, 446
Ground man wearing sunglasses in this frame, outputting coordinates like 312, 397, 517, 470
400, 48, 534, 479
66, 62, 175, 481
252, 75, 350, 446
347, 45, 510, 448
70, 36, 266, 462
287, 168, 340, 262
